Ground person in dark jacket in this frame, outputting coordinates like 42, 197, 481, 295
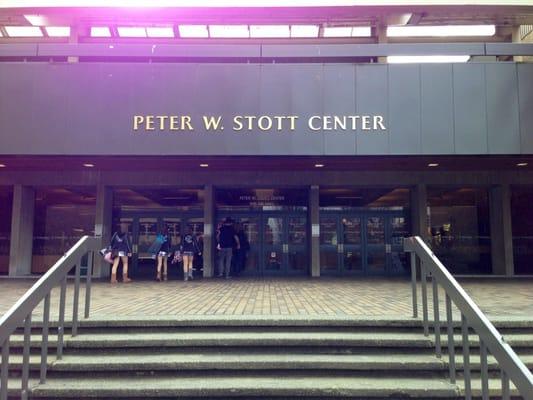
180, 227, 201, 281
110, 227, 132, 284
233, 223, 250, 276
216, 217, 240, 279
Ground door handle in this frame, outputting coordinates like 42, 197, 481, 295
133, 244, 138, 253
338, 243, 344, 253
283, 244, 289, 253
386, 244, 391, 253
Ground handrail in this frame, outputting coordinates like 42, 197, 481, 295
0, 235, 100, 400
404, 236, 533, 400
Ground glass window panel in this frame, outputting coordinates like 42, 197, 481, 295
113, 188, 204, 212
343, 249, 363, 271
163, 218, 181, 247
367, 217, 385, 244
367, 251, 386, 272
320, 187, 410, 210
342, 217, 361, 244
0, 187, 13, 275
511, 186, 533, 275
137, 218, 157, 260
391, 216, 409, 246
427, 187, 491, 274
264, 217, 284, 246
288, 217, 306, 245
216, 188, 308, 212
320, 217, 337, 245
320, 249, 338, 272
265, 251, 282, 271
288, 250, 307, 271
32, 187, 96, 274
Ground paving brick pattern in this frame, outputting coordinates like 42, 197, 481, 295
0, 277, 531, 320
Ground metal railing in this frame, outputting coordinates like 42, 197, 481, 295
0, 236, 100, 400
405, 236, 533, 400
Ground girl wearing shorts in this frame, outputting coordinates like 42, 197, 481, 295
155, 228, 171, 281
110, 228, 132, 284
180, 228, 201, 281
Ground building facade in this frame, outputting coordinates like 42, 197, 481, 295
1, 2, 533, 279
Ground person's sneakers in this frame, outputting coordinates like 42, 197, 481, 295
188, 274, 194, 280
184, 275, 188, 282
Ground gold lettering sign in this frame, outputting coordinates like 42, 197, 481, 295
132, 115, 387, 133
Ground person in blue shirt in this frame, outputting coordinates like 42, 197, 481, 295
149, 227, 171, 281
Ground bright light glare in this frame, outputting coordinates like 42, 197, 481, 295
146, 26, 174, 37
5, 26, 43, 37
24, 14, 46, 26
250, 25, 290, 38
91, 26, 111, 37
387, 25, 496, 37
178, 25, 208, 38
291, 25, 319, 38
323, 26, 371, 37
387, 55, 470, 63
323, 27, 352, 37
45, 26, 71, 37
209, 25, 249, 38
117, 26, 147, 37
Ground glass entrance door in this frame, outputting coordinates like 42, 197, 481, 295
320, 212, 408, 276
119, 213, 203, 279
220, 212, 308, 276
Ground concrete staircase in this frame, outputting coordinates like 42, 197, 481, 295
4, 316, 532, 399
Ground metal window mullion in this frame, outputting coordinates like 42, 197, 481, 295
462, 314, 472, 400
40, 293, 51, 384
432, 277, 441, 358
480, 340, 489, 400
421, 262, 429, 337
445, 293, 456, 383
410, 252, 418, 318
72, 261, 81, 337
21, 313, 32, 400
1, 338, 10, 400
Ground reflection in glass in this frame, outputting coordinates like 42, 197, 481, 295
391, 217, 408, 246
342, 217, 361, 244
367, 217, 385, 244
163, 218, 181, 248
138, 218, 158, 260
265, 251, 282, 271
289, 217, 306, 245
367, 251, 386, 272
428, 187, 491, 274
320, 249, 338, 272
344, 250, 363, 271
320, 218, 337, 245
289, 250, 306, 271
32, 187, 96, 274
511, 186, 533, 275
265, 217, 283, 246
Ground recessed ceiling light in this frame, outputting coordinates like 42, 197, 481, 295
0, 164, 6, 168
200, 163, 209, 168
428, 163, 439, 167
315, 164, 325, 168
517, 162, 528, 167
83, 163, 95, 168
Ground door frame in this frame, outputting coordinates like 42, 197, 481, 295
218, 210, 309, 277
319, 209, 409, 276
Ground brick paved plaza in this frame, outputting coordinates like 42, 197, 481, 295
0, 277, 531, 320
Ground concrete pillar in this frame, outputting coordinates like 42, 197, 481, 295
410, 184, 428, 241
93, 183, 112, 278
489, 185, 514, 276
203, 184, 214, 278
309, 185, 320, 277
9, 185, 35, 276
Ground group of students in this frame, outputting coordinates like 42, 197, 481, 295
107, 218, 249, 283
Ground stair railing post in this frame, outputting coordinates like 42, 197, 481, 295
1, 338, 9, 400
480, 339, 489, 400
445, 293, 456, 383
57, 276, 67, 360
461, 314, 472, 400
410, 252, 418, 318
85, 251, 93, 319
21, 313, 32, 400
501, 370, 510, 400
40, 293, 51, 384
421, 262, 429, 337
72, 260, 81, 337
432, 277, 441, 358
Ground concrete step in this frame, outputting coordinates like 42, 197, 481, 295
28, 373, 461, 398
